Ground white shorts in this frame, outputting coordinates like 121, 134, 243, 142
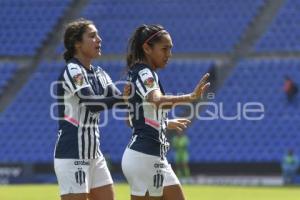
54, 156, 113, 195
121, 148, 180, 197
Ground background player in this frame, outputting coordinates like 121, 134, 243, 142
172, 134, 190, 179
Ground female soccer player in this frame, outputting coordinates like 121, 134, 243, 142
121, 24, 210, 200
54, 18, 127, 200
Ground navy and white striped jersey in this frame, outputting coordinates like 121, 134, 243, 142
127, 63, 169, 159
54, 58, 114, 159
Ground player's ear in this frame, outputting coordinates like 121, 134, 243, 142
142, 43, 152, 55
75, 41, 81, 50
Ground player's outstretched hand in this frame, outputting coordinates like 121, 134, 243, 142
191, 73, 210, 100
167, 118, 191, 132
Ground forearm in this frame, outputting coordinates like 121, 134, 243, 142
77, 87, 125, 112
80, 96, 125, 112
149, 94, 195, 109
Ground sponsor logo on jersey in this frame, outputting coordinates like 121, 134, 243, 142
73, 73, 84, 86
144, 77, 155, 88
154, 163, 165, 169
74, 160, 90, 166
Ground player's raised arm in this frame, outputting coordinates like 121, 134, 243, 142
146, 73, 210, 109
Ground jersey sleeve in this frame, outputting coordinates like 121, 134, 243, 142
63, 63, 91, 94
135, 68, 159, 99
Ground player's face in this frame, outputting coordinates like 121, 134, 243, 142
76, 24, 102, 59
148, 34, 173, 70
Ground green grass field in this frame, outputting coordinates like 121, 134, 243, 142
0, 184, 300, 200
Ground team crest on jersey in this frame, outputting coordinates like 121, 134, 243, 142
73, 73, 84, 86
144, 77, 155, 88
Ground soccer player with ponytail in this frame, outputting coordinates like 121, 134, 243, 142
122, 24, 210, 200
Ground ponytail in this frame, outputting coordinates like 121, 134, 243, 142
63, 50, 74, 62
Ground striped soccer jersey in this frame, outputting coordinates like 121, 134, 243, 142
127, 63, 170, 159
54, 58, 113, 159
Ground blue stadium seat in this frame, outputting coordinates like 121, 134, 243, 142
187, 59, 300, 162
55, 0, 264, 55
255, 0, 300, 52
0, 0, 71, 56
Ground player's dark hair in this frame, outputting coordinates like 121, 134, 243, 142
126, 24, 168, 69
63, 18, 94, 62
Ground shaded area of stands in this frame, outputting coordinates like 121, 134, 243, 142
0, 62, 18, 95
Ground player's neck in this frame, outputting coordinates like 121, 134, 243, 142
142, 58, 156, 70
74, 55, 92, 70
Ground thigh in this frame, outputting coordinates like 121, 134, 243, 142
61, 193, 87, 200
90, 156, 113, 189
122, 148, 148, 196
131, 192, 162, 200
55, 159, 90, 195
163, 185, 185, 200
163, 161, 180, 187
122, 148, 164, 197
88, 184, 115, 200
